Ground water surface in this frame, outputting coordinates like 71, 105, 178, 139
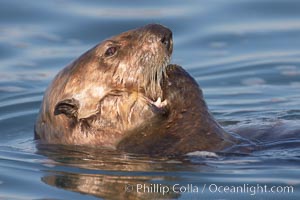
0, 0, 300, 199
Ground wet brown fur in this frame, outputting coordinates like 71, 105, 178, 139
35, 24, 235, 155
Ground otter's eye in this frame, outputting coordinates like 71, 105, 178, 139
105, 46, 117, 57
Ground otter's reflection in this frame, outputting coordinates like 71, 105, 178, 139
42, 173, 181, 199
36, 145, 201, 199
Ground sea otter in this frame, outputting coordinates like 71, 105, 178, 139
35, 24, 237, 155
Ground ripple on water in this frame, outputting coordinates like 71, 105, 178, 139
1, 0, 300, 199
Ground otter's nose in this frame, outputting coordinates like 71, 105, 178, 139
160, 31, 173, 54
145, 24, 173, 54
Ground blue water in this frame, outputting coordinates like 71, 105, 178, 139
1, 0, 300, 199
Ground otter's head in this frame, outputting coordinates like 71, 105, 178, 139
95, 24, 173, 100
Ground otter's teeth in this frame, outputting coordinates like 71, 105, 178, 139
157, 97, 162, 104
153, 97, 167, 108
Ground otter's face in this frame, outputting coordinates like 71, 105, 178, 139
96, 24, 173, 100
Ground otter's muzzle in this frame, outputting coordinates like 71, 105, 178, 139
144, 24, 173, 55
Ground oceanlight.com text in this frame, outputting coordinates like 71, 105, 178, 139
125, 183, 294, 196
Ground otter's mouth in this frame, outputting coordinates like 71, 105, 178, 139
139, 24, 173, 109
144, 55, 170, 105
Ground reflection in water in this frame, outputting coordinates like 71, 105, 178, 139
36, 136, 300, 199
37, 145, 190, 199
42, 173, 181, 199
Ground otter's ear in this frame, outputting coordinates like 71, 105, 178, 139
54, 98, 79, 119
